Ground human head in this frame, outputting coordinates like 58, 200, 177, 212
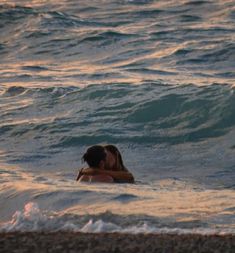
82, 145, 106, 169
104, 144, 127, 171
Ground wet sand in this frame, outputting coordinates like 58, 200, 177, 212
0, 232, 234, 253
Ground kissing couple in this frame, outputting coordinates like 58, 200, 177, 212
76, 145, 134, 183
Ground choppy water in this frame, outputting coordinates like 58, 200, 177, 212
0, 0, 235, 234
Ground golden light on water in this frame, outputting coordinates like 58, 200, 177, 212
0, 0, 234, 232
64, 181, 235, 225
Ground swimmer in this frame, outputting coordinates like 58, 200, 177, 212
76, 145, 113, 183
103, 144, 135, 183
104, 144, 128, 171
76, 145, 134, 183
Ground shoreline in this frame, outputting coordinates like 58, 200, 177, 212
1, 232, 235, 253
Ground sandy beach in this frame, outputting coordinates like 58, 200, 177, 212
0, 232, 234, 253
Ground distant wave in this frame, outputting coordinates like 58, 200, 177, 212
1, 1, 235, 85
1, 83, 234, 147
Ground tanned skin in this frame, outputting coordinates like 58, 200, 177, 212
80, 168, 134, 183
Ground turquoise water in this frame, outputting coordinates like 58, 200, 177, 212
0, 0, 234, 233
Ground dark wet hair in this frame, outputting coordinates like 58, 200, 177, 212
82, 145, 106, 168
104, 144, 127, 171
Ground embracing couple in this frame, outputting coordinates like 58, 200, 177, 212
76, 145, 134, 183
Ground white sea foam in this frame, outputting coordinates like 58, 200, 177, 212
0, 202, 47, 232
81, 219, 120, 233
1, 202, 234, 235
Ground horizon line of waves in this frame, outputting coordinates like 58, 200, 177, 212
0, 4, 132, 28
1, 1, 234, 26
26, 31, 138, 56
1, 85, 78, 97
48, 84, 235, 146
48, 125, 232, 147
175, 42, 235, 67
0, 83, 234, 145
6, 34, 233, 81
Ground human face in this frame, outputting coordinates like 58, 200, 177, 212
104, 150, 116, 170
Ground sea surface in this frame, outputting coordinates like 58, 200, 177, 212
0, 0, 235, 234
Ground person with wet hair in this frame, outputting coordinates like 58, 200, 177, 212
82, 145, 106, 168
104, 144, 128, 171
76, 145, 134, 183
76, 145, 113, 183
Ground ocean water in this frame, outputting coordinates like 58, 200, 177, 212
0, 0, 235, 234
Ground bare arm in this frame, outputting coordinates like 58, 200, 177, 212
81, 168, 134, 183
76, 168, 84, 181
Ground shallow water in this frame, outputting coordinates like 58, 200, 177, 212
0, 0, 235, 233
